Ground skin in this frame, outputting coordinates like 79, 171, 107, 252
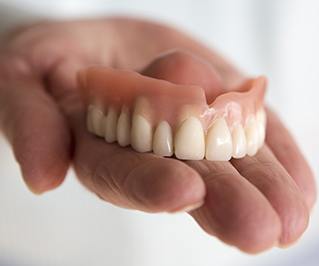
0, 18, 316, 253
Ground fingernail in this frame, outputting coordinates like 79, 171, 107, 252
25, 181, 45, 195
170, 200, 204, 213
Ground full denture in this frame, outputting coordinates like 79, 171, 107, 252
78, 67, 267, 161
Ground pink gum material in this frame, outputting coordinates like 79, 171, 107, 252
207, 77, 267, 129
78, 67, 266, 133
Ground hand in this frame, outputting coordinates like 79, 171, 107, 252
0, 18, 315, 253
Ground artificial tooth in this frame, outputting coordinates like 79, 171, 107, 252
153, 121, 173, 156
257, 120, 265, 148
90, 105, 105, 137
256, 109, 266, 148
205, 118, 232, 161
104, 107, 118, 143
131, 114, 153, 152
174, 116, 205, 160
231, 124, 247, 159
245, 116, 259, 156
256, 108, 267, 127
117, 107, 131, 147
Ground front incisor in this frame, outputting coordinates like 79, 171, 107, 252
153, 121, 173, 156
174, 116, 205, 160
205, 118, 232, 161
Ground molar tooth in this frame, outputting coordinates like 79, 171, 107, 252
231, 124, 247, 159
153, 121, 173, 157
90, 105, 105, 137
174, 117, 205, 160
131, 115, 152, 152
205, 118, 232, 161
117, 107, 131, 147
245, 116, 259, 156
104, 107, 118, 143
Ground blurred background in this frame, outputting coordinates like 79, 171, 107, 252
0, 0, 318, 265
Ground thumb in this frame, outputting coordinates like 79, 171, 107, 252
0, 56, 71, 193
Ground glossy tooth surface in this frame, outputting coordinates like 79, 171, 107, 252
256, 109, 266, 148
232, 124, 247, 159
205, 118, 232, 161
131, 115, 152, 152
117, 108, 131, 147
175, 117, 205, 160
257, 120, 265, 148
104, 107, 118, 143
90, 106, 105, 137
257, 108, 267, 126
153, 121, 173, 156
245, 116, 259, 156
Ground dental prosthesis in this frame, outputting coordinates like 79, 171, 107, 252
78, 67, 267, 161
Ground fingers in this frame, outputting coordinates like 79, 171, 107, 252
187, 160, 281, 253
0, 57, 70, 193
266, 108, 316, 209
231, 146, 309, 246
48, 58, 206, 213
142, 50, 281, 252
142, 50, 224, 102
71, 116, 206, 212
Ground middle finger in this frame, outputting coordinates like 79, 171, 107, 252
231, 145, 309, 246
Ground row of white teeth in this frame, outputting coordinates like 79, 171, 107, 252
87, 105, 266, 161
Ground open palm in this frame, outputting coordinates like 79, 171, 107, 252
0, 18, 315, 253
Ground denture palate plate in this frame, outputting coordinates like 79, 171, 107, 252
79, 67, 267, 161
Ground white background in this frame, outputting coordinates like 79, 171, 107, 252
0, 1, 318, 265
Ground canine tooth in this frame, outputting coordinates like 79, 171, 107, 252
104, 107, 118, 143
131, 115, 152, 152
175, 117, 205, 160
205, 118, 232, 161
90, 106, 105, 137
87, 105, 95, 133
245, 116, 259, 156
231, 124, 247, 159
153, 121, 173, 156
117, 108, 131, 147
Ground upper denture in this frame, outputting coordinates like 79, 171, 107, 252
78, 66, 267, 161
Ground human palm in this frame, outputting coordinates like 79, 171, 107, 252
0, 18, 315, 253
